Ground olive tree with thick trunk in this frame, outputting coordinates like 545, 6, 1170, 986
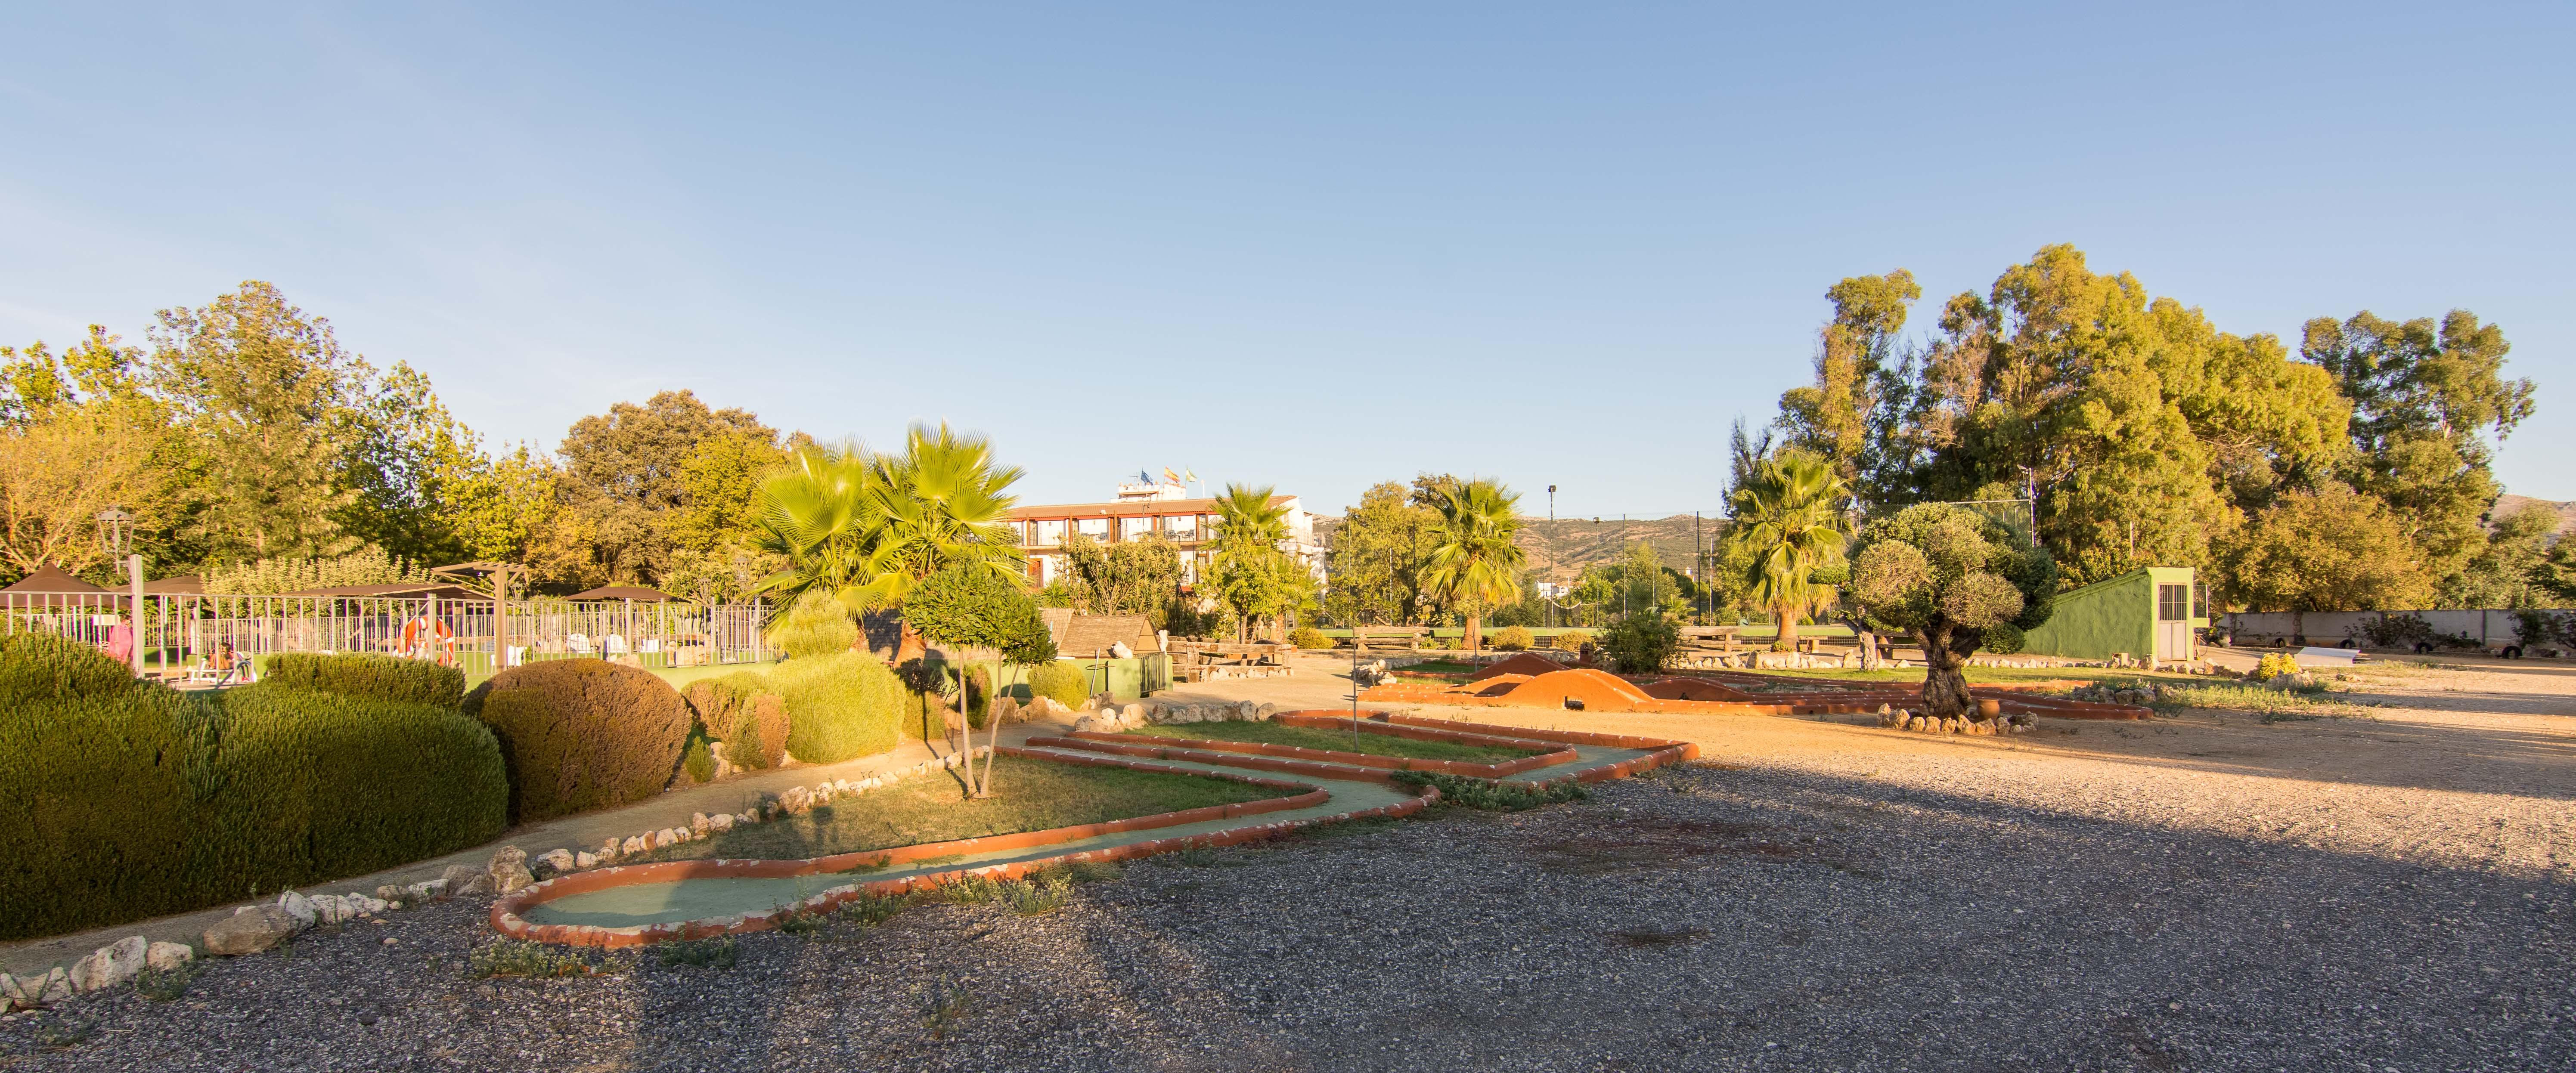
1844, 504, 2057, 720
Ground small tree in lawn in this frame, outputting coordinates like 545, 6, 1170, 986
1843, 504, 2057, 720
901, 564, 1057, 796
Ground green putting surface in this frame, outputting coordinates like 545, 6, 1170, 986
520, 742, 1651, 931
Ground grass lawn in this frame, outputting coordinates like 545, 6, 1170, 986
635, 755, 1281, 863
1122, 720, 1550, 764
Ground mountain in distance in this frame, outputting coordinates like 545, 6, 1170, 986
1311, 513, 1726, 583
2495, 495, 2576, 538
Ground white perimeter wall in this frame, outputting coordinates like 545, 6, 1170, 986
2220, 609, 2573, 646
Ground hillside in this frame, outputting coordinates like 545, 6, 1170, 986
2495, 495, 2576, 538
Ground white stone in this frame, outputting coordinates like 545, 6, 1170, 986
70, 935, 148, 993
652, 828, 679, 848
575, 851, 599, 869
4, 967, 71, 1006
707, 813, 734, 833
276, 891, 317, 929
146, 941, 193, 972
536, 847, 576, 874
309, 894, 354, 925
623, 835, 650, 855
408, 879, 447, 901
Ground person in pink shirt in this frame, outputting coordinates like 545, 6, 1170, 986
102, 616, 135, 667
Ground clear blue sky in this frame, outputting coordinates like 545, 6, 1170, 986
4, 2, 2569, 517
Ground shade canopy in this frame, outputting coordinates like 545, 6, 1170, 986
143, 575, 204, 595
280, 583, 481, 599
0, 564, 107, 594
567, 585, 677, 602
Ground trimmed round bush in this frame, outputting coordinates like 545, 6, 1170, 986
1489, 626, 1535, 651
262, 652, 464, 707
1027, 661, 1089, 710
464, 659, 694, 823
1288, 625, 1333, 650
1548, 631, 1590, 652
770, 650, 904, 763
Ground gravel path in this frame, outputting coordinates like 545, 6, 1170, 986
5, 657, 2569, 1071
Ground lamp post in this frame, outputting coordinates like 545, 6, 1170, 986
95, 507, 143, 676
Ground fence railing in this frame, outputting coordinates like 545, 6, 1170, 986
1, 592, 771, 677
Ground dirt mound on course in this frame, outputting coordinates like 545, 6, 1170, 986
1493, 668, 1658, 709
1471, 653, 1569, 681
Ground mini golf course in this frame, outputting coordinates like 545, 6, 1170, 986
492, 714, 1696, 948
1359, 654, 2154, 721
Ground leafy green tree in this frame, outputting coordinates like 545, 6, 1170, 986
554, 390, 776, 585
668, 428, 789, 557
1058, 530, 1185, 622
1778, 269, 1921, 490
752, 440, 884, 612
1421, 479, 1527, 655
0, 401, 168, 581
2440, 505, 2557, 609
1209, 483, 1302, 641
2303, 309, 2535, 593
149, 282, 367, 563
1723, 449, 1852, 650
2213, 485, 2433, 639
1322, 481, 1441, 626
1845, 504, 2058, 718
902, 563, 1056, 796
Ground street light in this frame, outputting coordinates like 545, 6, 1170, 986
95, 507, 131, 558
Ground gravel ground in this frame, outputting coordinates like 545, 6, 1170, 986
6, 756, 2567, 1072
8, 656, 2570, 1071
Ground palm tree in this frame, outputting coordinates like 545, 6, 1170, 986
1421, 479, 1526, 657
750, 440, 884, 614
1209, 484, 1294, 641
1724, 449, 1852, 650
863, 422, 1027, 604
753, 424, 1026, 657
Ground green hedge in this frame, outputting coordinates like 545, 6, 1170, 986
211, 682, 508, 888
770, 650, 903, 763
1027, 661, 1089, 710
262, 652, 465, 707
0, 635, 505, 942
464, 659, 694, 823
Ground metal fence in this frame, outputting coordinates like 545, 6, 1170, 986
1, 592, 771, 678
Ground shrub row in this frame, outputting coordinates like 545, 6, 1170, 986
0, 639, 506, 941
262, 652, 465, 707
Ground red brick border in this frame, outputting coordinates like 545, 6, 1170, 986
491, 756, 1428, 949
1060, 720, 1578, 777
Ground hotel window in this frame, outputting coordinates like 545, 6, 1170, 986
1166, 514, 1197, 539
1076, 517, 1110, 538
1122, 516, 1155, 540
1032, 519, 1066, 547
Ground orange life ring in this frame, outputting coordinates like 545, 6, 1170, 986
402, 616, 456, 664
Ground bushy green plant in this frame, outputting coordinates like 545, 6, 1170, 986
1488, 626, 1534, 651
1390, 770, 1587, 810
685, 673, 789, 770
463, 659, 694, 823
682, 738, 716, 783
214, 681, 508, 888
0, 636, 506, 941
2251, 652, 2302, 681
766, 589, 859, 659
1599, 614, 1680, 674
1288, 625, 1333, 650
1026, 661, 1089, 710
260, 653, 463, 707
1547, 631, 1590, 652
769, 649, 904, 763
